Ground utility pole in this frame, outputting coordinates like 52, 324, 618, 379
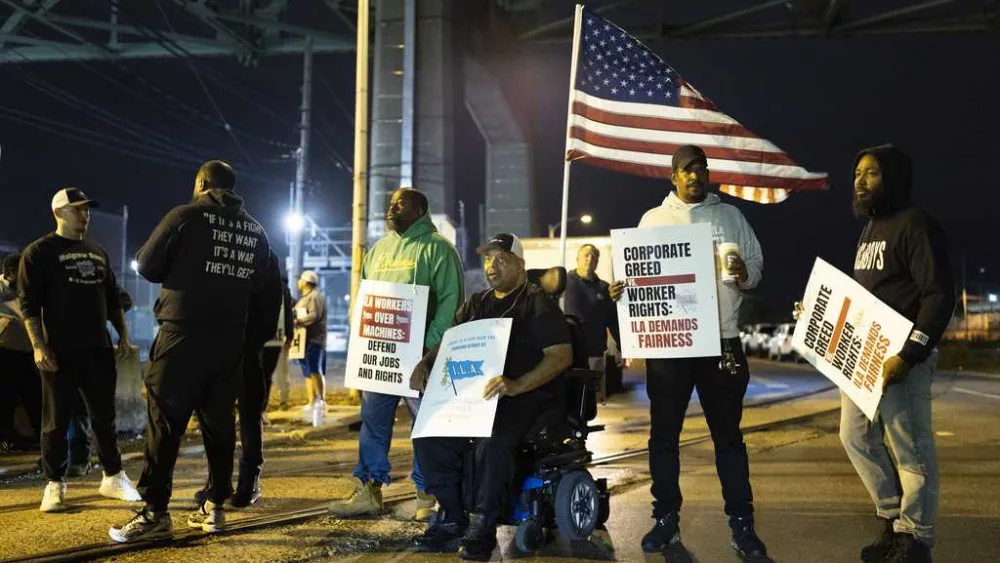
290, 36, 314, 285
350, 2, 370, 306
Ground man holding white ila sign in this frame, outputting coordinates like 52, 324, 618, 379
609, 145, 767, 560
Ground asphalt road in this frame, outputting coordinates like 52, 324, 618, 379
1, 360, 996, 563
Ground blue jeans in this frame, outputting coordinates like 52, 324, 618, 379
840, 350, 939, 546
354, 391, 424, 492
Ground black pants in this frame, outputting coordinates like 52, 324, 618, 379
138, 328, 243, 511
66, 397, 92, 466
40, 347, 122, 481
414, 392, 548, 522
238, 345, 273, 477
260, 345, 281, 409
647, 338, 753, 519
0, 348, 42, 442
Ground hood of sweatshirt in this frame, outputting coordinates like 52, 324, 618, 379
196, 189, 245, 212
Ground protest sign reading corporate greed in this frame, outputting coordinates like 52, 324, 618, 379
611, 224, 721, 359
411, 319, 513, 439
345, 280, 429, 398
792, 258, 913, 420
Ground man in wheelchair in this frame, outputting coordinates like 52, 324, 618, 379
408, 233, 573, 561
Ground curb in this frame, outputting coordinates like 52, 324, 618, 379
0, 409, 363, 480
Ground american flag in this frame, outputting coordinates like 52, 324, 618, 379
566, 8, 827, 204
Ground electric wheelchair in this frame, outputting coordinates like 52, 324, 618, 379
460, 266, 609, 554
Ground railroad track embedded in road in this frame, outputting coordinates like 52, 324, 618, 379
4, 385, 843, 563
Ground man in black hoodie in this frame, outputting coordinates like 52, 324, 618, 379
843, 145, 954, 563
109, 160, 271, 543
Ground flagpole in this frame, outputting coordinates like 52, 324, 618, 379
559, 4, 585, 271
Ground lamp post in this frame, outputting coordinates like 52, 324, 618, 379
548, 213, 593, 239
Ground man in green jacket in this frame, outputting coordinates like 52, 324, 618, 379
330, 188, 464, 521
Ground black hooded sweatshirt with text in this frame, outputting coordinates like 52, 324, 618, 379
852, 145, 955, 365
137, 190, 270, 331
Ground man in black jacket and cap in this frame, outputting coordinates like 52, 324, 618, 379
842, 145, 955, 563
109, 160, 271, 543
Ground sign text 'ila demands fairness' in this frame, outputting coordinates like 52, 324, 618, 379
792, 258, 913, 420
345, 280, 428, 399
611, 223, 720, 359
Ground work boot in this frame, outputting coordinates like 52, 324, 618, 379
109, 508, 173, 543
459, 512, 497, 561
187, 500, 225, 533
413, 511, 467, 552
730, 516, 768, 561
231, 471, 262, 508
414, 490, 438, 522
862, 518, 898, 562
641, 512, 681, 552
881, 533, 932, 563
328, 477, 383, 517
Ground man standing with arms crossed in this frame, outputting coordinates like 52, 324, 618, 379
329, 187, 464, 521
18, 188, 141, 512
841, 145, 954, 563
610, 146, 768, 560
109, 160, 270, 542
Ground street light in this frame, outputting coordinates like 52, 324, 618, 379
130, 260, 139, 273
284, 211, 306, 233
549, 213, 594, 238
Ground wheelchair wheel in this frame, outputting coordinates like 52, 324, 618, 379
515, 517, 545, 554
554, 470, 599, 540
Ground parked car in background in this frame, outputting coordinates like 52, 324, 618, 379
767, 323, 797, 362
746, 323, 776, 357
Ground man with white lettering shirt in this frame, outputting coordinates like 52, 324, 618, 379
610, 145, 767, 559
841, 145, 954, 563
109, 160, 271, 542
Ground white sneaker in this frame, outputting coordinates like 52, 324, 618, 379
100, 471, 143, 502
40, 481, 67, 513
311, 400, 327, 427
187, 500, 225, 532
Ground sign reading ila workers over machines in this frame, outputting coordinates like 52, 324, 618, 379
792, 258, 914, 421
611, 223, 721, 359
345, 280, 429, 399
411, 319, 513, 439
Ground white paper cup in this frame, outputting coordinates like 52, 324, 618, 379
718, 242, 740, 283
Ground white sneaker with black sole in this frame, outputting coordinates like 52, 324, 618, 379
109, 508, 173, 543
40, 481, 67, 513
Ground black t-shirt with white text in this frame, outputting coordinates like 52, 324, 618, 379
18, 234, 121, 350
455, 282, 571, 397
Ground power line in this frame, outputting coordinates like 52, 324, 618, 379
316, 71, 355, 126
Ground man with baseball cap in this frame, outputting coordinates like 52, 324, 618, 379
110, 160, 271, 542
18, 187, 141, 513
293, 269, 327, 423
609, 145, 768, 559
408, 232, 572, 561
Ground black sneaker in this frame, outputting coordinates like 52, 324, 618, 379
641, 513, 681, 552
109, 508, 173, 543
230, 473, 262, 508
459, 513, 497, 561
730, 516, 768, 561
413, 517, 467, 552
882, 533, 932, 563
861, 518, 898, 562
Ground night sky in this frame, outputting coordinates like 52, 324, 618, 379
1, 3, 998, 319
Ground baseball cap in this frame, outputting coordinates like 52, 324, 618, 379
51, 187, 99, 211
476, 233, 524, 260
300, 270, 320, 285
671, 145, 708, 173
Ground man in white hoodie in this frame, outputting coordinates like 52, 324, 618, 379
610, 145, 767, 560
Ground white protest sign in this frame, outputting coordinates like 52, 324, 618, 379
345, 280, 429, 399
412, 318, 513, 439
611, 223, 721, 359
792, 258, 914, 420
288, 326, 307, 360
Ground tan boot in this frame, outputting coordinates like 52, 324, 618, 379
414, 490, 438, 522
329, 477, 383, 517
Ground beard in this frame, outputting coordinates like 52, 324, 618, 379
852, 188, 884, 218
